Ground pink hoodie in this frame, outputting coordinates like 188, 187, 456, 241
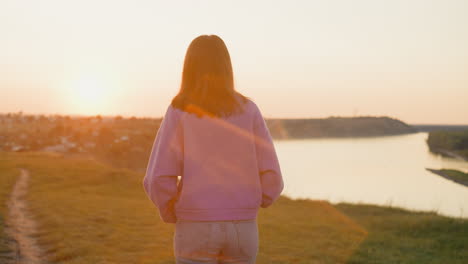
143, 99, 284, 223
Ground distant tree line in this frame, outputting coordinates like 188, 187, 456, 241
427, 130, 468, 160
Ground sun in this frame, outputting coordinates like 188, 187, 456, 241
65, 76, 111, 115
74, 78, 106, 104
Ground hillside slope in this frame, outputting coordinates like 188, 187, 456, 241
1, 151, 466, 263
267, 116, 416, 139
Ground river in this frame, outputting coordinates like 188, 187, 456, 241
274, 132, 468, 218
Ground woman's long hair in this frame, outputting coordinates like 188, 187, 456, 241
171, 35, 249, 118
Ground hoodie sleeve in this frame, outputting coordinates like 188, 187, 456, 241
252, 104, 284, 208
143, 105, 183, 223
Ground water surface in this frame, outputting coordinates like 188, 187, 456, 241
274, 132, 468, 218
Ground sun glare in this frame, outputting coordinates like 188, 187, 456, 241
75, 78, 105, 103
64, 76, 112, 116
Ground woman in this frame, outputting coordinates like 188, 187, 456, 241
143, 34, 284, 264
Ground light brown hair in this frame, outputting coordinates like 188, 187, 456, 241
171, 35, 249, 118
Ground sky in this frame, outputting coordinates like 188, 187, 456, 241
1, 0, 467, 124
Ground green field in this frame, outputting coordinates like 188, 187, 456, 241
337, 204, 468, 263
426, 168, 468, 187
439, 169, 468, 186
1, 151, 467, 264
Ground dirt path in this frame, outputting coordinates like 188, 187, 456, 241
5, 168, 46, 264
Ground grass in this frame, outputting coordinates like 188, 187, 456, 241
0, 153, 20, 262
1, 150, 467, 263
426, 168, 468, 187
440, 169, 468, 186
336, 204, 468, 264
0, 151, 366, 264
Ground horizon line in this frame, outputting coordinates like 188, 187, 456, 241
1, 111, 468, 126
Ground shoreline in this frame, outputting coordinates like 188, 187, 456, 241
429, 148, 468, 162
287, 195, 467, 220
426, 168, 468, 187
271, 130, 419, 141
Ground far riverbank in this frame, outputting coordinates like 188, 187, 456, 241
426, 168, 468, 187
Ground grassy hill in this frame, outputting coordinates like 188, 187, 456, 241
267, 116, 416, 139
336, 204, 468, 263
1, 151, 467, 264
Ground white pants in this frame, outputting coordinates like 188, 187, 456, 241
174, 219, 258, 264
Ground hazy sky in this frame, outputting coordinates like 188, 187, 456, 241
1, 0, 467, 124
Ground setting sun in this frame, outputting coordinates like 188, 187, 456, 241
64, 76, 112, 116
75, 78, 106, 103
